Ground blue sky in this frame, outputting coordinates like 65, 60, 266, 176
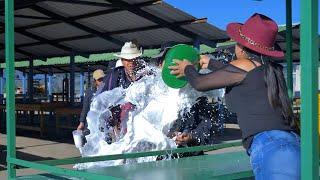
165, 0, 319, 31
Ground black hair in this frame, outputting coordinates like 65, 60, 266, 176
244, 47, 296, 129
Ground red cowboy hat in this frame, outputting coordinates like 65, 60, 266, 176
227, 13, 284, 58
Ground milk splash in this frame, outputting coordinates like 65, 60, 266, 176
74, 66, 223, 169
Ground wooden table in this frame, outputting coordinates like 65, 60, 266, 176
55, 106, 82, 134
0, 102, 69, 137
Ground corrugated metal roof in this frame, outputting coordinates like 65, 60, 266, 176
77, 11, 157, 32
124, 0, 152, 4
38, 1, 111, 18
0, 0, 228, 62
141, 3, 194, 23
61, 37, 121, 52
20, 44, 68, 57
0, 16, 49, 28
113, 28, 191, 46
27, 23, 90, 40
0, 50, 27, 60
181, 23, 228, 40
15, 8, 49, 18
0, 33, 39, 45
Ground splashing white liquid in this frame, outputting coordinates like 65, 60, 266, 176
74, 67, 223, 169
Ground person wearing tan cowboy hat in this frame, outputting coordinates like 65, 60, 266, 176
89, 41, 145, 144
169, 13, 300, 179
77, 69, 106, 131
113, 41, 143, 82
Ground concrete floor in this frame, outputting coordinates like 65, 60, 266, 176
0, 132, 79, 178
0, 123, 243, 179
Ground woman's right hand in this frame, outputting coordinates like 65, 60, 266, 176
199, 55, 210, 69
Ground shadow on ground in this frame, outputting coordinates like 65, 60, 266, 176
0, 145, 56, 171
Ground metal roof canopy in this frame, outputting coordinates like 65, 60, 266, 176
277, 24, 320, 62
16, 60, 115, 74
0, 0, 228, 62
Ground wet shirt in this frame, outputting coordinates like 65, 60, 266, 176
168, 97, 216, 147
184, 60, 291, 150
80, 67, 134, 124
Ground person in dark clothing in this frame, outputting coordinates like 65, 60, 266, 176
77, 69, 106, 131
167, 96, 217, 158
153, 44, 218, 159
100, 42, 145, 143
169, 13, 300, 179
77, 41, 144, 132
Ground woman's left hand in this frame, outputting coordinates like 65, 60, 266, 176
168, 59, 193, 78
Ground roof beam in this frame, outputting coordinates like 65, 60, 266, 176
276, 38, 300, 46
17, 30, 73, 52
5, 15, 59, 21
34, 68, 47, 74
0, 0, 161, 33
0, 0, 44, 13
0, 21, 73, 52
13, 18, 208, 48
53, 66, 69, 73
0, 42, 34, 58
107, 0, 215, 46
30, 4, 124, 46
47, 0, 113, 8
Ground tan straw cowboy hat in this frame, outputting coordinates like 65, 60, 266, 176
114, 42, 142, 59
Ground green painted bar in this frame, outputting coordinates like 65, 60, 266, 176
83, 151, 251, 180
36, 140, 242, 166
16, 151, 253, 180
300, 0, 319, 179
10, 158, 124, 180
5, 0, 16, 179
286, 0, 293, 99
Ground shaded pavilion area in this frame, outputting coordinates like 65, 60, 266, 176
0, 0, 229, 137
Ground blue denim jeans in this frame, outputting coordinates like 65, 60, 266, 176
248, 130, 301, 180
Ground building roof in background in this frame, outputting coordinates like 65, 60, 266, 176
277, 24, 320, 62
0, 0, 228, 63
0, 44, 224, 74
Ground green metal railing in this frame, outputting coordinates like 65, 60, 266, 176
300, 0, 319, 180
5, 0, 16, 179
4, 0, 320, 179
286, 0, 293, 99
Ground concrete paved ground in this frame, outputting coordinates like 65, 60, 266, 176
0, 123, 243, 179
0, 132, 80, 179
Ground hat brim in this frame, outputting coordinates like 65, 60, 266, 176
226, 23, 284, 59
113, 52, 142, 59
93, 74, 105, 80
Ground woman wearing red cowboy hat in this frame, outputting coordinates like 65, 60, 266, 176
169, 13, 300, 179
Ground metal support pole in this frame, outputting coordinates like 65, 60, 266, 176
193, 38, 201, 51
5, 0, 16, 178
48, 73, 53, 102
70, 55, 75, 105
0, 69, 3, 104
87, 70, 91, 89
300, 0, 319, 179
28, 60, 34, 102
22, 73, 26, 101
80, 72, 84, 102
44, 73, 48, 98
286, 0, 293, 99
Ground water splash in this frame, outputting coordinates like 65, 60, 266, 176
74, 66, 224, 169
